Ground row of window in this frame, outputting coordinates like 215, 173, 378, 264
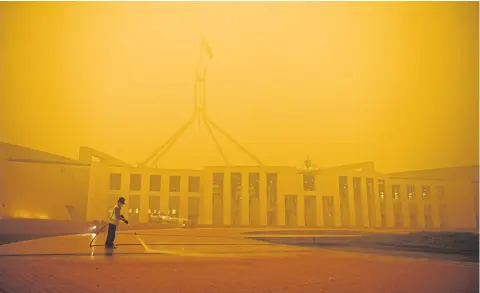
338, 177, 445, 201
377, 181, 444, 201
110, 173, 446, 201
109, 174, 201, 192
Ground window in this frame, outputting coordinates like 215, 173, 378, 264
169, 176, 181, 192
231, 173, 242, 205
188, 176, 200, 192
353, 177, 363, 227
378, 180, 385, 200
422, 186, 430, 200
130, 174, 142, 191
407, 185, 415, 200
392, 185, 400, 200
303, 174, 316, 191
110, 173, 121, 190
267, 173, 277, 209
150, 175, 161, 192
212, 173, 224, 197
249, 173, 260, 197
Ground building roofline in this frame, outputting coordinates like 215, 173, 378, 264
387, 165, 479, 175
0, 142, 80, 164
6, 158, 91, 167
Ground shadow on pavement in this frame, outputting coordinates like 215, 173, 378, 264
247, 231, 479, 262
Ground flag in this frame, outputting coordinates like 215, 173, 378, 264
201, 36, 214, 60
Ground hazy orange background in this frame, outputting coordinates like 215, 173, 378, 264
0, 2, 478, 172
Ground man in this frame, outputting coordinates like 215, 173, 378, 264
105, 197, 128, 248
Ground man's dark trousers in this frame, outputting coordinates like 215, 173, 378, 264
105, 223, 117, 247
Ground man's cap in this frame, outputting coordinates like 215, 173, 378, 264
118, 197, 126, 204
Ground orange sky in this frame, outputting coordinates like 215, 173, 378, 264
0, 2, 478, 172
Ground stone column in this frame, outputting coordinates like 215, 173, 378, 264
259, 172, 268, 226
160, 175, 170, 215
180, 175, 189, 193
200, 172, 212, 225
297, 194, 305, 227
121, 169, 131, 217
241, 172, 250, 226
431, 186, 440, 228
373, 179, 382, 228
277, 174, 286, 226
179, 175, 189, 220
415, 185, 426, 228
139, 173, 150, 223
296, 175, 305, 227
223, 172, 231, 226
348, 176, 357, 227
400, 184, 411, 229
334, 195, 342, 227
316, 195, 324, 227
385, 182, 395, 228
361, 177, 370, 228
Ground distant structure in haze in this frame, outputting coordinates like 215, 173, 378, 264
138, 35, 263, 169
0, 37, 478, 230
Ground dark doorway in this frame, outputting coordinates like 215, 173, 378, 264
285, 195, 297, 227
304, 196, 317, 227
212, 173, 224, 226
188, 197, 200, 226
322, 196, 335, 227
267, 173, 278, 226
249, 173, 260, 226
231, 173, 242, 226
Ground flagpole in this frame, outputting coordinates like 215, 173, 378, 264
198, 34, 203, 131
140, 33, 264, 167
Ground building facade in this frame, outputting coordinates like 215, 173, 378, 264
1, 143, 477, 230
0, 143, 91, 221
85, 162, 478, 230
